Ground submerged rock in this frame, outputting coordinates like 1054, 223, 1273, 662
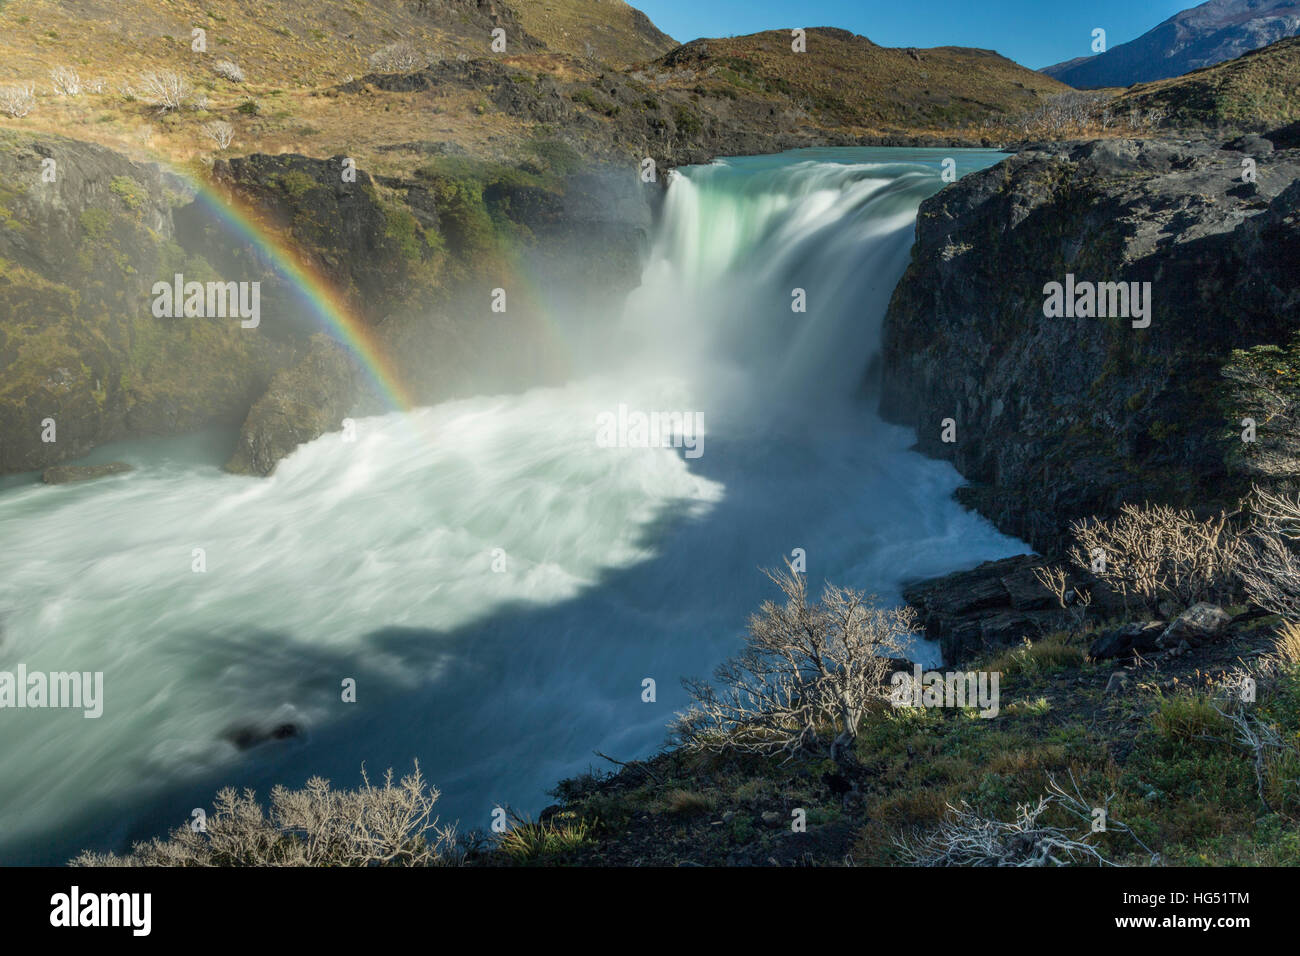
222, 721, 303, 751
42, 462, 134, 484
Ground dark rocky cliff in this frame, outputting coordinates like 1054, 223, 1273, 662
0, 134, 656, 477
0, 133, 289, 473
880, 134, 1300, 554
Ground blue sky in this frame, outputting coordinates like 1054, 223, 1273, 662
632, 0, 1193, 69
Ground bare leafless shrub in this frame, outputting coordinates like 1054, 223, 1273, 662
673, 564, 914, 767
895, 772, 1156, 866
213, 59, 246, 83
368, 41, 423, 72
0, 84, 35, 118
138, 71, 191, 112
1207, 666, 1300, 818
70, 763, 459, 866
1032, 564, 1092, 628
49, 66, 81, 96
201, 120, 235, 150
1222, 352, 1300, 478
1238, 486, 1300, 621
1012, 90, 1115, 138
1067, 503, 1240, 615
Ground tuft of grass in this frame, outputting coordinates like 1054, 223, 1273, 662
498, 815, 594, 862
1003, 697, 1052, 717
1151, 693, 1230, 743
1275, 621, 1300, 666
988, 634, 1087, 678
662, 789, 714, 815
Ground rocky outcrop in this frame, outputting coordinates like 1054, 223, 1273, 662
1089, 621, 1167, 662
212, 151, 655, 474
208, 153, 444, 326
343, 55, 1001, 172
904, 558, 1247, 665
225, 336, 358, 476
0, 132, 286, 474
902, 554, 1126, 663
0, 132, 657, 478
880, 136, 1300, 554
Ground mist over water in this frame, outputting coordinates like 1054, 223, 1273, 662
0, 148, 1025, 863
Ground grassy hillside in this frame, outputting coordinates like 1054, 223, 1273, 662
0, 10, 1069, 195
0, 0, 670, 83
518, 616, 1300, 867
0, 0, 518, 87
1113, 34, 1300, 129
649, 28, 1069, 131
510, 0, 675, 66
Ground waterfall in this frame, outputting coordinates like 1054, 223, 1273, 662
0, 147, 1023, 863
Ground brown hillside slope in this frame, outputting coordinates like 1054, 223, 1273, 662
509, 0, 675, 66
0, 0, 670, 86
646, 28, 1069, 131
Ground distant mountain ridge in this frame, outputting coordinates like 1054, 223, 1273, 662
1043, 0, 1300, 89
1112, 33, 1300, 129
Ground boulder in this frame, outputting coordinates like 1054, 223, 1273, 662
1223, 133, 1274, 156
1159, 602, 1231, 648
1089, 621, 1166, 661
999, 561, 1056, 611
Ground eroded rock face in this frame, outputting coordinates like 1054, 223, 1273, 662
880, 136, 1300, 554
214, 152, 657, 475
904, 554, 1107, 663
1, 134, 658, 478
224, 336, 358, 476
0, 134, 280, 475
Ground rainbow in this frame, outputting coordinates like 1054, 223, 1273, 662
175, 170, 418, 412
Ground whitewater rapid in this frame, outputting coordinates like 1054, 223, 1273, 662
0, 147, 1025, 863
